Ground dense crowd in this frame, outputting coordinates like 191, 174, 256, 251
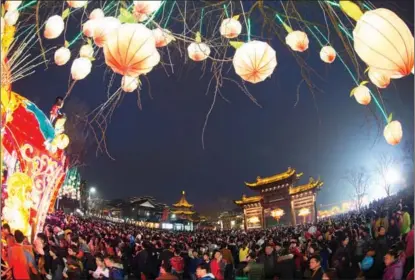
1, 188, 414, 280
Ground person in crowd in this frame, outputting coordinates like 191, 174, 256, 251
170, 248, 184, 279
89, 253, 109, 279
157, 262, 178, 280
7, 230, 32, 280
243, 252, 264, 280
104, 255, 124, 280
50, 246, 64, 280
196, 263, 215, 280
404, 222, 414, 277
309, 255, 328, 280
383, 249, 404, 280
210, 250, 226, 280
188, 248, 202, 280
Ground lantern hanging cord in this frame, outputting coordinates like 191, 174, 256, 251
275, 13, 284, 25
313, 26, 389, 123
199, 7, 205, 34
222, 4, 229, 18
17, 0, 37, 11
338, 24, 353, 40
164, 1, 176, 28
324, 1, 340, 8
240, 1, 250, 41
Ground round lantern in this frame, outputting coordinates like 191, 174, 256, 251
93, 17, 121, 47
54, 47, 71, 66
320, 46, 336, 63
383, 120, 402, 146
104, 23, 160, 77
82, 20, 96, 38
187, 42, 211, 62
353, 8, 414, 78
133, 1, 162, 22
79, 44, 94, 58
90, 8, 104, 20
71, 57, 92, 80
4, 10, 19, 26
55, 134, 70, 150
232, 40, 277, 84
152, 28, 174, 48
4, 1, 22, 12
67, 1, 87, 8
219, 18, 242, 39
286, 30, 309, 52
44, 15, 65, 39
352, 85, 371, 105
121, 75, 140, 92
368, 68, 391, 89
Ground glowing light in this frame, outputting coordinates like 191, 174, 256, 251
386, 168, 400, 184
89, 187, 96, 193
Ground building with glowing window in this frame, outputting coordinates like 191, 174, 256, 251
169, 191, 195, 231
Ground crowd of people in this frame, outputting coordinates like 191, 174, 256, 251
1, 187, 414, 280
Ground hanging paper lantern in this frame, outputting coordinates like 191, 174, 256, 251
220, 17, 242, 39
152, 28, 174, 48
55, 134, 70, 150
82, 20, 96, 38
353, 8, 414, 78
4, 1, 22, 12
352, 85, 371, 105
368, 68, 391, 89
232, 40, 277, 84
90, 8, 104, 20
104, 23, 160, 77
286, 30, 309, 52
121, 75, 140, 92
187, 42, 211, 62
44, 15, 65, 39
320, 46, 336, 63
4, 10, 19, 26
67, 1, 87, 8
71, 58, 92, 80
133, 1, 162, 22
79, 44, 94, 58
383, 120, 402, 146
93, 17, 121, 47
54, 47, 71, 66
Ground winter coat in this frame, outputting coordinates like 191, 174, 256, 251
383, 259, 404, 280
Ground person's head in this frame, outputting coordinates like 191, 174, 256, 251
378, 226, 386, 236
192, 250, 199, 258
214, 250, 222, 260
2, 223, 10, 235
95, 253, 105, 267
6, 234, 15, 246
68, 245, 78, 256
196, 263, 210, 278
366, 245, 376, 257
36, 233, 47, 247
14, 230, 25, 244
203, 252, 210, 261
265, 245, 274, 255
104, 255, 114, 267
160, 262, 172, 275
174, 247, 181, 256
247, 252, 256, 262
384, 249, 399, 267
341, 236, 349, 246
309, 255, 322, 271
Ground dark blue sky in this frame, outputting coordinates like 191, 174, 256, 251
15, 1, 414, 215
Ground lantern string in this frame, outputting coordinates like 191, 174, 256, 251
199, 7, 205, 34
305, 25, 324, 47
247, 18, 251, 41
337, 24, 353, 40
222, 4, 229, 18
313, 26, 389, 123
163, 1, 175, 28
325, 1, 340, 8
17, 0, 37, 11
240, 1, 250, 41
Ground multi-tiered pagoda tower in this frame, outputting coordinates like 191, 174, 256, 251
170, 191, 195, 230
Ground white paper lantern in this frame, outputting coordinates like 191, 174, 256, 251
187, 42, 210, 62
233, 40, 277, 84
133, 1, 162, 22
54, 47, 71, 66
67, 1, 87, 8
286, 30, 309, 52
44, 15, 65, 39
220, 18, 242, 39
4, 1, 22, 12
122, 75, 140, 92
320, 46, 336, 63
93, 17, 121, 47
89, 8, 104, 20
353, 85, 371, 105
152, 28, 174, 48
4, 10, 19, 26
353, 8, 414, 78
82, 20, 96, 38
368, 68, 391, 89
71, 58, 92, 80
79, 44, 94, 58
383, 120, 402, 146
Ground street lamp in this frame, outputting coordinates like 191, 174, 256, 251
89, 187, 96, 194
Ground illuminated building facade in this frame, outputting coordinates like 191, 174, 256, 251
234, 167, 323, 230
170, 191, 195, 231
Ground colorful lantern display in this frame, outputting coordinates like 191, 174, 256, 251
320, 46, 336, 63
152, 28, 174, 48
93, 17, 121, 47
71, 58, 92, 80
54, 47, 71, 66
286, 30, 309, 52
232, 40, 277, 84
188, 42, 211, 62
59, 167, 81, 200
133, 1, 162, 22
220, 17, 242, 39
122, 75, 140, 92
383, 120, 403, 146
103, 23, 160, 77
368, 68, 391, 89
351, 84, 371, 105
79, 44, 94, 58
4, 1, 22, 12
4, 10, 19, 26
44, 15, 65, 39
353, 8, 414, 78
90, 8, 105, 20
82, 20, 96, 38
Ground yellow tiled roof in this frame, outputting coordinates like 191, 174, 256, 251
171, 210, 195, 215
234, 195, 262, 205
245, 167, 301, 187
289, 177, 323, 195
172, 191, 193, 208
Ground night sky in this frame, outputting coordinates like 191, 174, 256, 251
14, 1, 414, 216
